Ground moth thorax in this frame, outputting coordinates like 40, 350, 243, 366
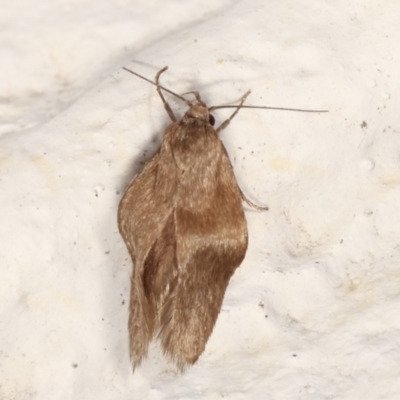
185, 102, 209, 122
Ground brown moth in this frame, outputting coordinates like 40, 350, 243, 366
118, 67, 326, 371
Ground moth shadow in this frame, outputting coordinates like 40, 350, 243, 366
118, 132, 162, 191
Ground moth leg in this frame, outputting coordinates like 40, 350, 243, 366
239, 186, 269, 211
220, 143, 268, 211
155, 67, 177, 122
216, 90, 251, 133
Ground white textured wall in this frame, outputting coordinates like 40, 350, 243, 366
1, 1, 400, 399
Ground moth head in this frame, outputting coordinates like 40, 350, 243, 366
184, 93, 215, 126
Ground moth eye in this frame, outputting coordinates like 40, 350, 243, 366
209, 114, 215, 126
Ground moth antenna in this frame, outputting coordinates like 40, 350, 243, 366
210, 104, 328, 113
181, 91, 202, 103
216, 90, 251, 133
123, 66, 190, 106
123, 67, 328, 114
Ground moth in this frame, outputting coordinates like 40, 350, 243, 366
118, 67, 326, 371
